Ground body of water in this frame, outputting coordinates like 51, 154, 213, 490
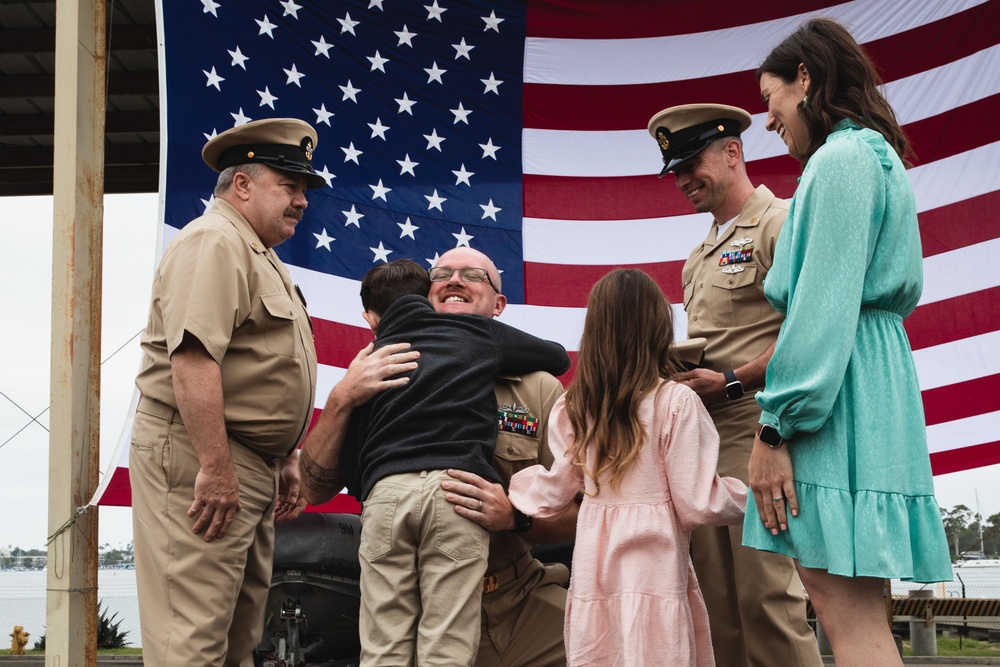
2, 565, 999, 650
0, 568, 141, 648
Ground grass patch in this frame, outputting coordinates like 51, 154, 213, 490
0, 648, 142, 656
99, 648, 143, 655
902, 636, 1000, 657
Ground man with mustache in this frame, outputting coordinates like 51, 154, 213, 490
129, 118, 325, 666
646, 104, 821, 666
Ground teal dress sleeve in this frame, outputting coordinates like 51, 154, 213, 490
757, 129, 887, 439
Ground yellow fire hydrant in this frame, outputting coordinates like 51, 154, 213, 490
9, 626, 30, 655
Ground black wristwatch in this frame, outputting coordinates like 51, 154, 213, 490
512, 509, 533, 534
724, 370, 744, 401
759, 424, 785, 448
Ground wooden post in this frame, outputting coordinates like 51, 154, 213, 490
47, 0, 107, 665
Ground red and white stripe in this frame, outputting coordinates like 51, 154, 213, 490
93, 0, 1000, 509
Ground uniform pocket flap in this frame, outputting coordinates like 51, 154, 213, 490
711, 265, 758, 290
260, 292, 299, 321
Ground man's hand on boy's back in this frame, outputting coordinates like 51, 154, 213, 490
298, 342, 420, 504
442, 468, 516, 531
335, 342, 420, 409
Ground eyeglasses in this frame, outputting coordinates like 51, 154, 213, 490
428, 266, 499, 293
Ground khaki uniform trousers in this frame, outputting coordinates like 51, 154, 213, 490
359, 470, 489, 667
693, 395, 822, 667
129, 398, 278, 667
476, 556, 568, 667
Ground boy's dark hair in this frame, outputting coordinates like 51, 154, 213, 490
360, 259, 432, 315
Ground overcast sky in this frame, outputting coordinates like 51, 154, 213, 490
1, 192, 997, 551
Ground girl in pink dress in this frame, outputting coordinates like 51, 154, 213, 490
509, 268, 747, 667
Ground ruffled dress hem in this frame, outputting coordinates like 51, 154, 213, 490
742, 480, 953, 584
566, 590, 712, 667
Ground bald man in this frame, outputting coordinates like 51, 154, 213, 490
300, 247, 575, 667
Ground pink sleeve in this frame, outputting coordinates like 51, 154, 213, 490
508, 397, 584, 519
664, 387, 747, 531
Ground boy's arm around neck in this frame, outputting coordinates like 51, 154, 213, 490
488, 318, 571, 377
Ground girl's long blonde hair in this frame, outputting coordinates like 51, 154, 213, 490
564, 269, 681, 494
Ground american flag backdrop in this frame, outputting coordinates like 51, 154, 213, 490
93, 0, 1000, 509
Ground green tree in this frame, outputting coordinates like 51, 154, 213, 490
985, 512, 1000, 557
941, 505, 978, 558
97, 541, 135, 568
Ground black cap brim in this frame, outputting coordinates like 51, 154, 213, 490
655, 119, 745, 177
217, 142, 327, 189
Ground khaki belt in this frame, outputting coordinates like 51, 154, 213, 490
482, 549, 533, 595
137, 395, 182, 424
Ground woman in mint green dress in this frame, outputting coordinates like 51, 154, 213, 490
744, 18, 952, 666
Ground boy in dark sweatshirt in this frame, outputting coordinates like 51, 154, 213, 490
347, 259, 570, 667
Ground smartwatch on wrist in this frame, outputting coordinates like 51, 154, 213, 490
759, 424, 785, 448
724, 369, 744, 401
512, 509, 533, 534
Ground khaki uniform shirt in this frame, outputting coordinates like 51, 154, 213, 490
136, 199, 317, 459
681, 185, 788, 478
487, 371, 565, 572
682, 185, 787, 374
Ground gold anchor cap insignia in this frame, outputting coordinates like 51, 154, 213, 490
656, 129, 670, 151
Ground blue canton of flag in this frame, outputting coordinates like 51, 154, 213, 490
161, 0, 528, 300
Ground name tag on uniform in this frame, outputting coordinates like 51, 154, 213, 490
498, 403, 538, 436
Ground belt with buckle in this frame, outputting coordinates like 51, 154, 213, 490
482, 550, 533, 595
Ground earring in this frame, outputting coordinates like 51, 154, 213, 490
800, 95, 808, 109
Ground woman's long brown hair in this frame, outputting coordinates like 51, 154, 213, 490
757, 18, 913, 167
564, 269, 682, 494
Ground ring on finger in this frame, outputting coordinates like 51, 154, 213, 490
771, 496, 784, 502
